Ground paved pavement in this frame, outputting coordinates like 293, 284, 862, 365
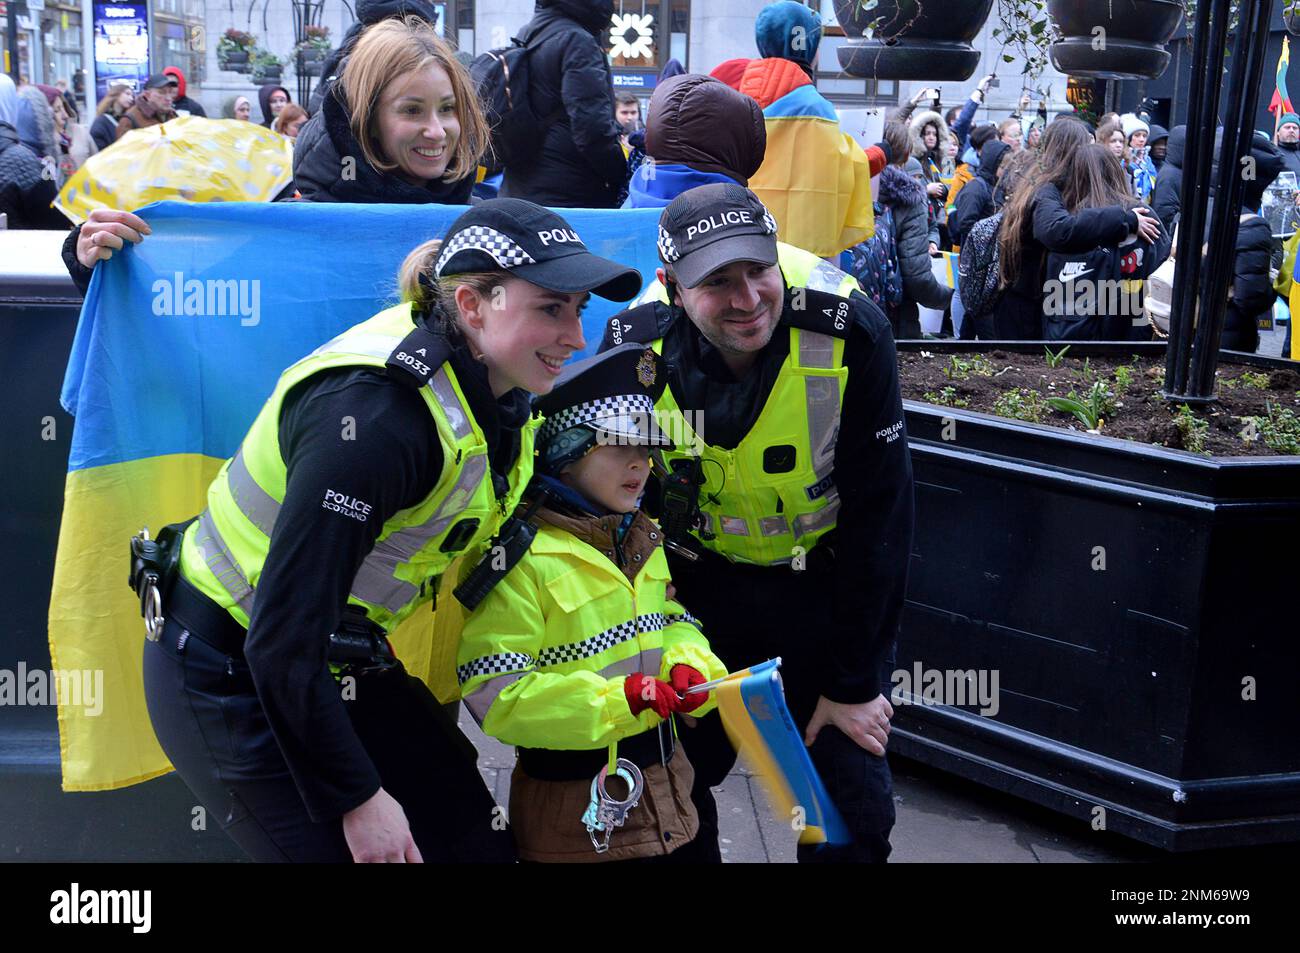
458, 709, 1172, 863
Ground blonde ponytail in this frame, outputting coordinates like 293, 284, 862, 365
396, 239, 513, 338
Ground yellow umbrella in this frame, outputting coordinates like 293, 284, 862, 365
56, 115, 295, 223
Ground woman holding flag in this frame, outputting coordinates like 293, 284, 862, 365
139, 199, 641, 862
65, 16, 484, 290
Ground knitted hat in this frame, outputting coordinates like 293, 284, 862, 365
755, 1, 822, 68
1279, 112, 1300, 129
1120, 113, 1150, 141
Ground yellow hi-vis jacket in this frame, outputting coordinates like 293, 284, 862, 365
623, 243, 859, 566
457, 510, 726, 750
178, 302, 535, 632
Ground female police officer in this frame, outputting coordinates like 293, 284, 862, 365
141, 199, 641, 862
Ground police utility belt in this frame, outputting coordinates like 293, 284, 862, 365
129, 522, 398, 672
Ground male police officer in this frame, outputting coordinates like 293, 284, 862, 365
600, 184, 914, 862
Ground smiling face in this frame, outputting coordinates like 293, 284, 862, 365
661, 259, 784, 377
374, 64, 460, 186
561, 443, 649, 514
455, 277, 588, 396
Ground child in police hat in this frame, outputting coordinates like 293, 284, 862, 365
456, 343, 727, 863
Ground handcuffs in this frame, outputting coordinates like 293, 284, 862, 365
129, 526, 177, 642
580, 757, 645, 854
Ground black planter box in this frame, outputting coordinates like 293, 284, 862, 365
893, 341, 1300, 851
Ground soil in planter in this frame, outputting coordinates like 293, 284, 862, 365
897, 349, 1300, 457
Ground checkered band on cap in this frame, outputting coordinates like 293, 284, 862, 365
538, 393, 657, 445
434, 225, 537, 277
759, 206, 778, 234
657, 224, 680, 263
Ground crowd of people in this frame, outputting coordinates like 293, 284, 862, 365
5, 0, 1296, 866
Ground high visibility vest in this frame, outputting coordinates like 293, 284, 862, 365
630, 244, 858, 567
178, 302, 536, 632
456, 519, 726, 750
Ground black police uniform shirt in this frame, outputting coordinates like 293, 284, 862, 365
241, 338, 528, 822
599, 289, 914, 706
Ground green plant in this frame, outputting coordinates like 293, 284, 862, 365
219, 28, 255, 53
1248, 403, 1300, 454
1044, 344, 1070, 369
298, 24, 333, 52
943, 353, 995, 381
1047, 380, 1115, 431
992, 0, 1055, 83
252, 49, 283, 68
922, 386, 968, 409
992, 388, 1045, 422
1227, 371, 1270, 390
1113, 364, 1134, 394
1172, 403, 1210, 455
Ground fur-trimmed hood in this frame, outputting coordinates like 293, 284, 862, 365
908, 108, 949, 160
876, 163, 926, 208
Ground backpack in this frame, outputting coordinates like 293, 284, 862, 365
847, 202, 904, 310
957, 211, 1004, 319
470, 32, 562, 170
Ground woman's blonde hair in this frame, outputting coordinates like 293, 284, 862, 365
397, 239, 512, 336
340, 17, 488, 182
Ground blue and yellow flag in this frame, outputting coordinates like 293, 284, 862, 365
712, 658, 850, 846
51, 201, 663, 791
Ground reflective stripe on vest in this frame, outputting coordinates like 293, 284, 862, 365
458, 608, 696, 724
180, 303, 533, 631
647, 245, 855, 566
207, 365, 485, 616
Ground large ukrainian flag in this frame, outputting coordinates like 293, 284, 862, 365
51, 201, 663, 791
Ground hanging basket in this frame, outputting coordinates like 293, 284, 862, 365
1047, 0, 1184, 81
218, 50, 251, 73
834, 0, 996, 81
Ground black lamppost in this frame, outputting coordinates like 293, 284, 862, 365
1163, 0, 1276, 403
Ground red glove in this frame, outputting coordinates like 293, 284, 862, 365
670, 665, 709, 713
624, 673, 680, 719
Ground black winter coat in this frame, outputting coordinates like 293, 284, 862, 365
499, 0, 627, 208
0, 122, 64, 230
950, 139, 1010, 248
990, 182, 1138, 340
89, 113, 118, 153
292, 84, 475, 204
1150, 125, 1185, 231
876, 164, 952, 337
1277, 139, 1300, 181
1222, 214, 1275, 353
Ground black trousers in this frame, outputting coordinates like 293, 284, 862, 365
668, 549, 897, 864
142, 611, 514, 863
